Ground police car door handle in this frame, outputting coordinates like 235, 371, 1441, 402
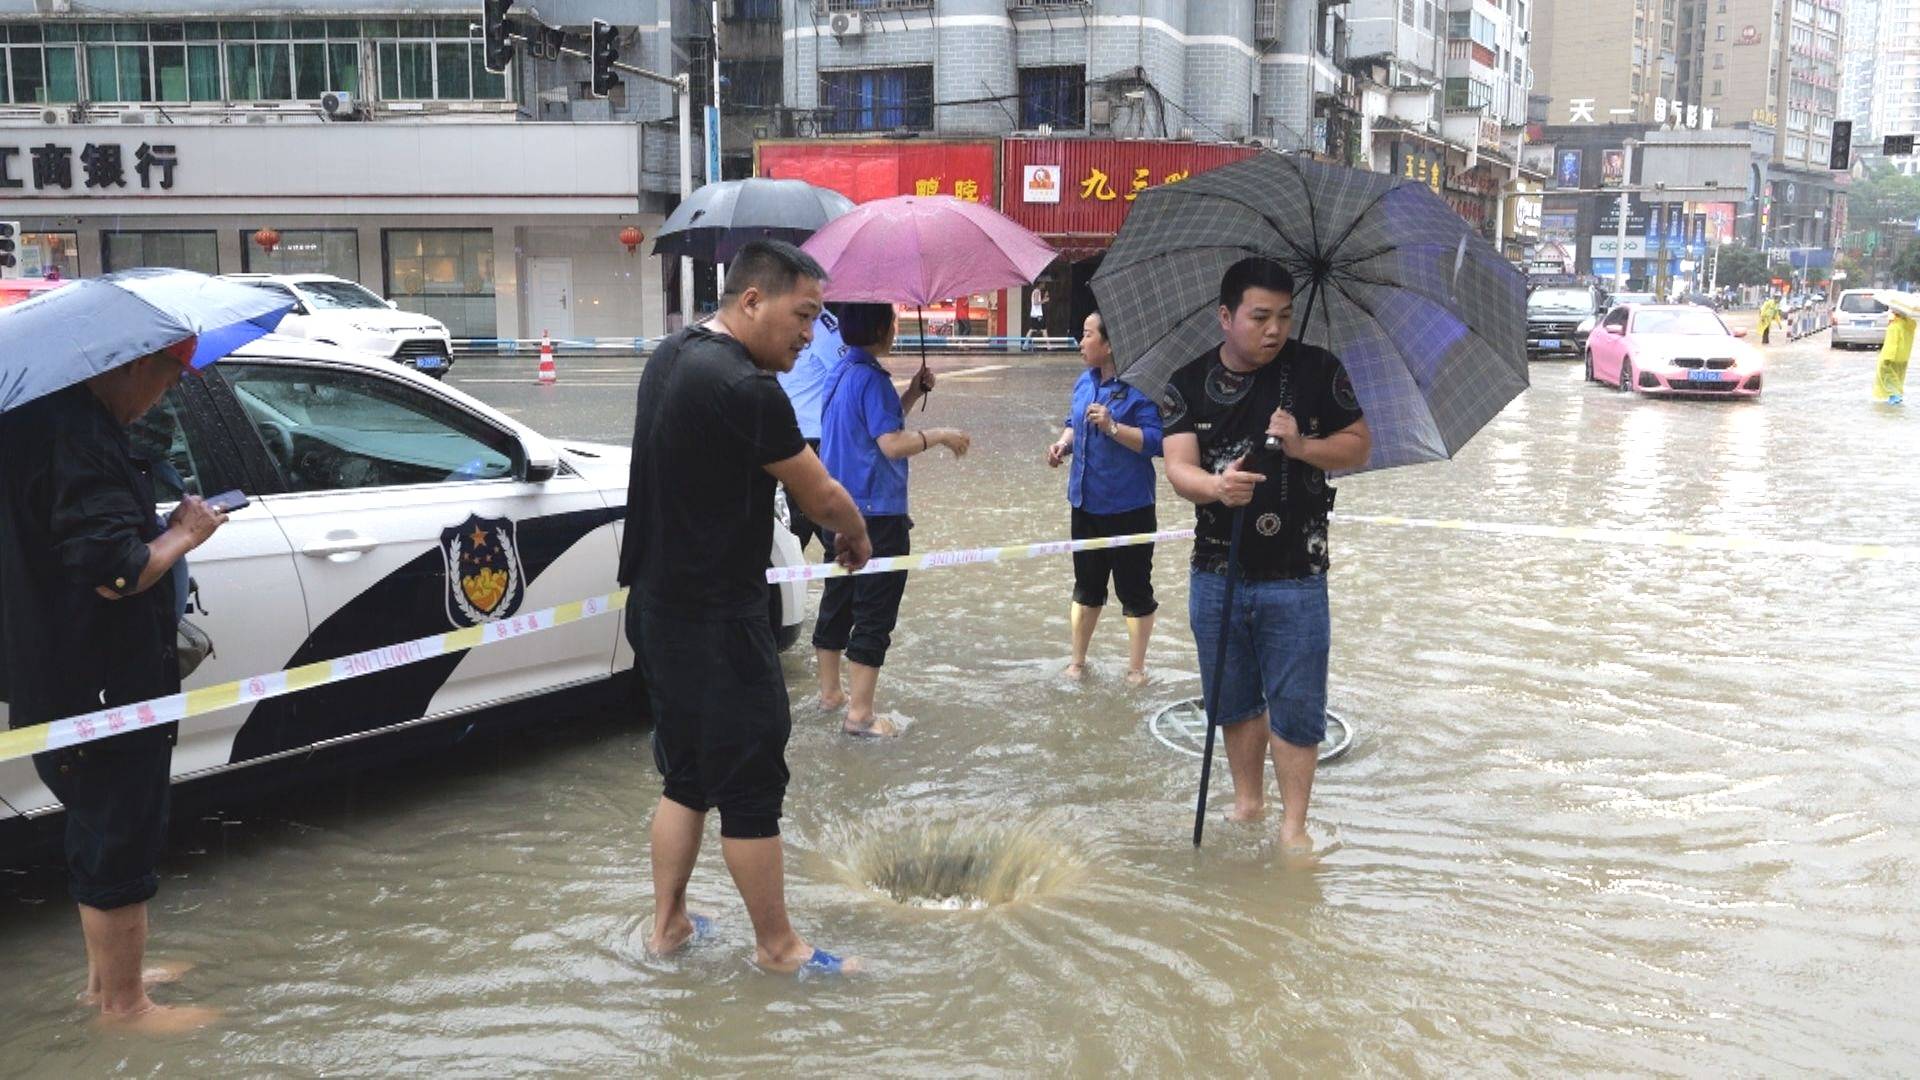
299, 532, 379, 560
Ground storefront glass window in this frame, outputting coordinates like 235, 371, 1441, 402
14, 232, 81, 279
102, 231, 220, 275
240, 229, 361, 279
384, 229, 496, 339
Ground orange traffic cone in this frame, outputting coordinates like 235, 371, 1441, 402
537, 330, 557, 385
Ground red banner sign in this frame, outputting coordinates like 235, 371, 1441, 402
998, 138, 1260, 240
756, 141, 998, 205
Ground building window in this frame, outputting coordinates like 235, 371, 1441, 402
819, 65, 933, 133
1714, 53, 1724, 68
102, 230, 219, 274
1712, 78, 1723, 94
8, 231, 80, 277
1019, 65, 1084, 129
1444, 77, 1493, 109
373, 19, 506, 102
721, 59, 780, 109
239, 228, 360, 278
2, 26, 82, 104
3, 21, 365, 104
1401, 0, 1416, 26
1716, 24, 1726, 40
384, 229, 496, 339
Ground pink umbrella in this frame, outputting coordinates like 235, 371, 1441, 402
800, 195, 1057, 406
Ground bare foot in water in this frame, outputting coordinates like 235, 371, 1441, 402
842, 712, 901, 738
756, 940, 864, 975
1225, 802, 1265, 824
1278, 827, 1316, 857
94, 1002, 221, 1035
817, 690, 847, 711
1124, 668, 1149, 688
645, 911, 711, 955
78, 960, 195, 1007
1063, 663, 1086, 681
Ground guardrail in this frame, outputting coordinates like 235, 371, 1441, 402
1783, 302, 1831, 341
895, 334, 1080, 352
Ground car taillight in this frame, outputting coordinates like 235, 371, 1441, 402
1830, 311, 1838, 326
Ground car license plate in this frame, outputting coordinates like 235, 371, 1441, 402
1538, 338, 1561, 350
414, 357, 446, 371
1687, 370, 1725, 382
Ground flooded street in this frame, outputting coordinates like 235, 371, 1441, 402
4, 329, 1917, 1076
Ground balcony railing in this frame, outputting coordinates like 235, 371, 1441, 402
818, 0, 934, 12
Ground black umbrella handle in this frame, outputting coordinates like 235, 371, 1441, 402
1193, 505, 1247, 848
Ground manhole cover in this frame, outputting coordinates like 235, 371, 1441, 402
1149, 698, 1353, 763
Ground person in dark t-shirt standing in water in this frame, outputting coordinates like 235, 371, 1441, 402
619, 241, 873, 974
1161, 257, 1371, 855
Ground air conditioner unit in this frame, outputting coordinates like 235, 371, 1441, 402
829, 11, 864, 37
118, 109, 152, 124
39, 106, 67, 125
321, 90, 357, 119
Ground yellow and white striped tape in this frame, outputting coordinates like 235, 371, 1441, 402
0, 590, 628, 767
3, 511, 1909, 766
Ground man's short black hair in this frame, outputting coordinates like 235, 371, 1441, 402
724, 240, 827, 301
833, 302, 896, 348
1219, 257, 1296, 314
1084, 309, 1105, 340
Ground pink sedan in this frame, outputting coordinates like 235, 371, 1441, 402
1584, 303, 1764, 398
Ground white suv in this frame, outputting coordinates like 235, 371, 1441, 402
220, 273, 457, 377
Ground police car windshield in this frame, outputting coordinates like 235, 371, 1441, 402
1528, 289, 1592, 312
296, 281, 391, 311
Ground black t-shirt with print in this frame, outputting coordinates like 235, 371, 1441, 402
1161, 340, 1365, 580
619, 325, 807, 620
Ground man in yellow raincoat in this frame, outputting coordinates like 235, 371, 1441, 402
1759, 295, 1781, 344
1875, 291, 1917, 405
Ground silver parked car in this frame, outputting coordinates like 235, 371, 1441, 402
1830, 289, 1891, 350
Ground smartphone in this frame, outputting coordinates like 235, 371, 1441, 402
204, 488, 250, 513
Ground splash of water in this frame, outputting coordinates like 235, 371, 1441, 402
841, 818, 1091, 909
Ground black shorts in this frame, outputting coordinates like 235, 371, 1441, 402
629, 602, 791, 840
30, 726, 174, 910
1070, 504, 1159, 618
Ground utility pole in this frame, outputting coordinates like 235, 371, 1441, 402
1614, 140, 1635, 293
709, 0, 725, 298
679, 73, 694, 323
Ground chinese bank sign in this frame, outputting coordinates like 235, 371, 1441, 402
0, 140, 180, 192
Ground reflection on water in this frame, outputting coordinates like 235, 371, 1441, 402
2, 342, 1917, 1075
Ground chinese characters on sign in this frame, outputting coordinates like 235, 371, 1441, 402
1566, 97, 1715, 130
1391, 143, 1444, 193
1049, 165, 1192, 204
0, 142, 179, 191
913, 176, 982, 201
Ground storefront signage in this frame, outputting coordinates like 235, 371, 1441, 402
1391, 142, 1445, 193
757, 141, 998, 205
1566, 98, 1715, 129
997, 138, 1259, 240
0, 141, 178, 192
1590, 235, 1649, 257
1022, 165, 1061, 204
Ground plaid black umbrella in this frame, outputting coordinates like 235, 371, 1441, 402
1090, 152, 1528, 472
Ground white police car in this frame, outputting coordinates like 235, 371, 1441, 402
218, 273, 457, 378
0, 337, 806, 857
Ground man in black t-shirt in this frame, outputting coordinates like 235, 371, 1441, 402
619, 241, 872, 974
1162, 257, 1371, 855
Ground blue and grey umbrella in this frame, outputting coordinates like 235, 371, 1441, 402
653, 177, 856, 264
0, 268, 292, 413
1091, 152, 1528, 472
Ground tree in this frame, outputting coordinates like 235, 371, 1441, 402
1846, 166, 1920, 238
1713, 244, 1772, 287
1893, 242, 1920, 287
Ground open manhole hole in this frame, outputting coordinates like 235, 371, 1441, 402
1149, 698, 1354, 763
846, 820, 1089, 910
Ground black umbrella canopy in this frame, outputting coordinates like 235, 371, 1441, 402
653, 177, 856, 263
1090, 152, 1528, 472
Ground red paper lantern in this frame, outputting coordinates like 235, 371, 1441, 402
618, 225, 644, 254
252, 227, 281, 254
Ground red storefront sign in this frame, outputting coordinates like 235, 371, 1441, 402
998, 138, 1261, 247
756, 140, 998, 204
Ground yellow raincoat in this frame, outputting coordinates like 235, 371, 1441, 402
1758, 298, 1781, 342
1878, 310, 1913, 403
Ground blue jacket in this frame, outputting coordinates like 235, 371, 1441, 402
1065, 367, 1162, 515
819, 347, 909, 516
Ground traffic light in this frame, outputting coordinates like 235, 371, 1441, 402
591, 19, 620, 98
1829, 120, 1851, 170
0, 222, 18, 278
1886, 134, 1917, 157
482, 0, 514, 74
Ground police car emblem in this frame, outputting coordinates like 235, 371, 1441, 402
441, 514, 527, 627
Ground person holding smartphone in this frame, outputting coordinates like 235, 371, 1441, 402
1046, 310, 1164, 685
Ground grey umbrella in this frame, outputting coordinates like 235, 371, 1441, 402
653, 177, 856, 264
1090, 152, 1528, 846
1090, 151, 1528, 473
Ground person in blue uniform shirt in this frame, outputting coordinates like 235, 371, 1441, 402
814, 302, 970, 737
1046, 311, 1164, 685
775, 307, 847, 549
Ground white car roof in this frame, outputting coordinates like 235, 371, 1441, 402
220, 273, 356, 286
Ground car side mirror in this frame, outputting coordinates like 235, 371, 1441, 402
520, 431, 560, 483
388, 299, 400, 309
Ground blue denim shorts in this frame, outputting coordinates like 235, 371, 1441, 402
1188, 569, 1330, 747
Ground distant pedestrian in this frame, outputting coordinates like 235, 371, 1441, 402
1759, 295, 1781, 344
0, 337, 226, 1033
814, 302, 970, 737
1875, 292, 1916, 405
1029, 285, 1048, 336
1161, 257, 1370, 855
775, 307, 848, 550
618, 240, 873, 975
1046, 311, 1164, 685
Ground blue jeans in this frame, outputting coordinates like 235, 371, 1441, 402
1188, 570, 1330, 748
